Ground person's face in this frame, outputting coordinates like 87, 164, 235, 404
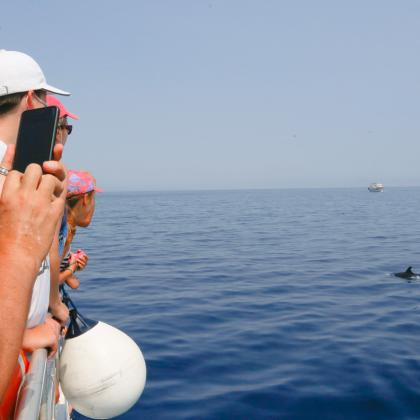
85, 192, 96, 222
77, 192, 96, 227
56, 117, 70, 146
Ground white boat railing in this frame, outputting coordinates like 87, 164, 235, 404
15, 340, 69, 420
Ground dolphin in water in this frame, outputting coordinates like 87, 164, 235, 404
394, 266, 419, 279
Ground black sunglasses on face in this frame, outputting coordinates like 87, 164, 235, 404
58, 124, 73, 135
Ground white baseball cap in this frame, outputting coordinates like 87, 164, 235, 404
0, 50, 70, 97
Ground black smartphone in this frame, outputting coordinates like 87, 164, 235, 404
13, 106, 59, 172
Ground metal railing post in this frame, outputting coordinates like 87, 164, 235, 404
15, 348, 48, 420
39, 358, 56, 420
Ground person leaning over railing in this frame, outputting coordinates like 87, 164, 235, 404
0, 50, 71, 328
19, 96, 79, 361
0, 49, 70, 409
0, 144, 67, 403
59, 170, 102, 290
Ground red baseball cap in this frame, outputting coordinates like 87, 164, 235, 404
46, 95, 79, 120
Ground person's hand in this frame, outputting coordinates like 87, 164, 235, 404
0, 143, 66, 199
0, 163, 66, 267
76, 256, 88, 271
0, 144, 15, 196
75, 250, 89, 271
49, 300, 69, 328
22, 317, 61, 358
43, 317, 61, 358
42, 143, 67, 202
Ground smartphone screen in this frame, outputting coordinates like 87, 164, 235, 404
13, 106, 59, 172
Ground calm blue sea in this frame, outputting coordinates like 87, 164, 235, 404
72, 188, 420, 419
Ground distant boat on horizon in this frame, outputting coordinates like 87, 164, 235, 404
368, 183, 384, 192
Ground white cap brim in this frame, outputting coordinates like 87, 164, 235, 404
43, 83, 71, 96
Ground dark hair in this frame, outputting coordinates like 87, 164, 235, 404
0, 92, 26, 116
0, 89, 45, 116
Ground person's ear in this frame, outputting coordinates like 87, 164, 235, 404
26, 91, 34, 109
16, 92, 30, 113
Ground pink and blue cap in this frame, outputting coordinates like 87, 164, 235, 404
67, 170, 103, 198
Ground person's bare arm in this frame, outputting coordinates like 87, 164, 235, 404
0, 246, 40, 403
65, 275, 80, 290
0, 146, 66, 402
48, 222, 69, 326
59, 263, 79, 286
46, 144, 69, 326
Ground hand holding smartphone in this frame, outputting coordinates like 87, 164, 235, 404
13, 106, 59, 173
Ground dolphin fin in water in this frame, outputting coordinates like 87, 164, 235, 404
394, 266, 418, 279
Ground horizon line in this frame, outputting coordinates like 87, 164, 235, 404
98, 185, 420, 194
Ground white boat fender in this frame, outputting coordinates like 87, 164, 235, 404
59, 291, 147, 419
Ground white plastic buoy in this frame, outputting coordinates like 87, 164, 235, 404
59, 321, 146, 419
58, 288, 147, 419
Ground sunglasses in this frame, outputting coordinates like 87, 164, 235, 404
58, 124, 73, 135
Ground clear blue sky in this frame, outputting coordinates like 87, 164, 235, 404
2, 1, 420, 190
